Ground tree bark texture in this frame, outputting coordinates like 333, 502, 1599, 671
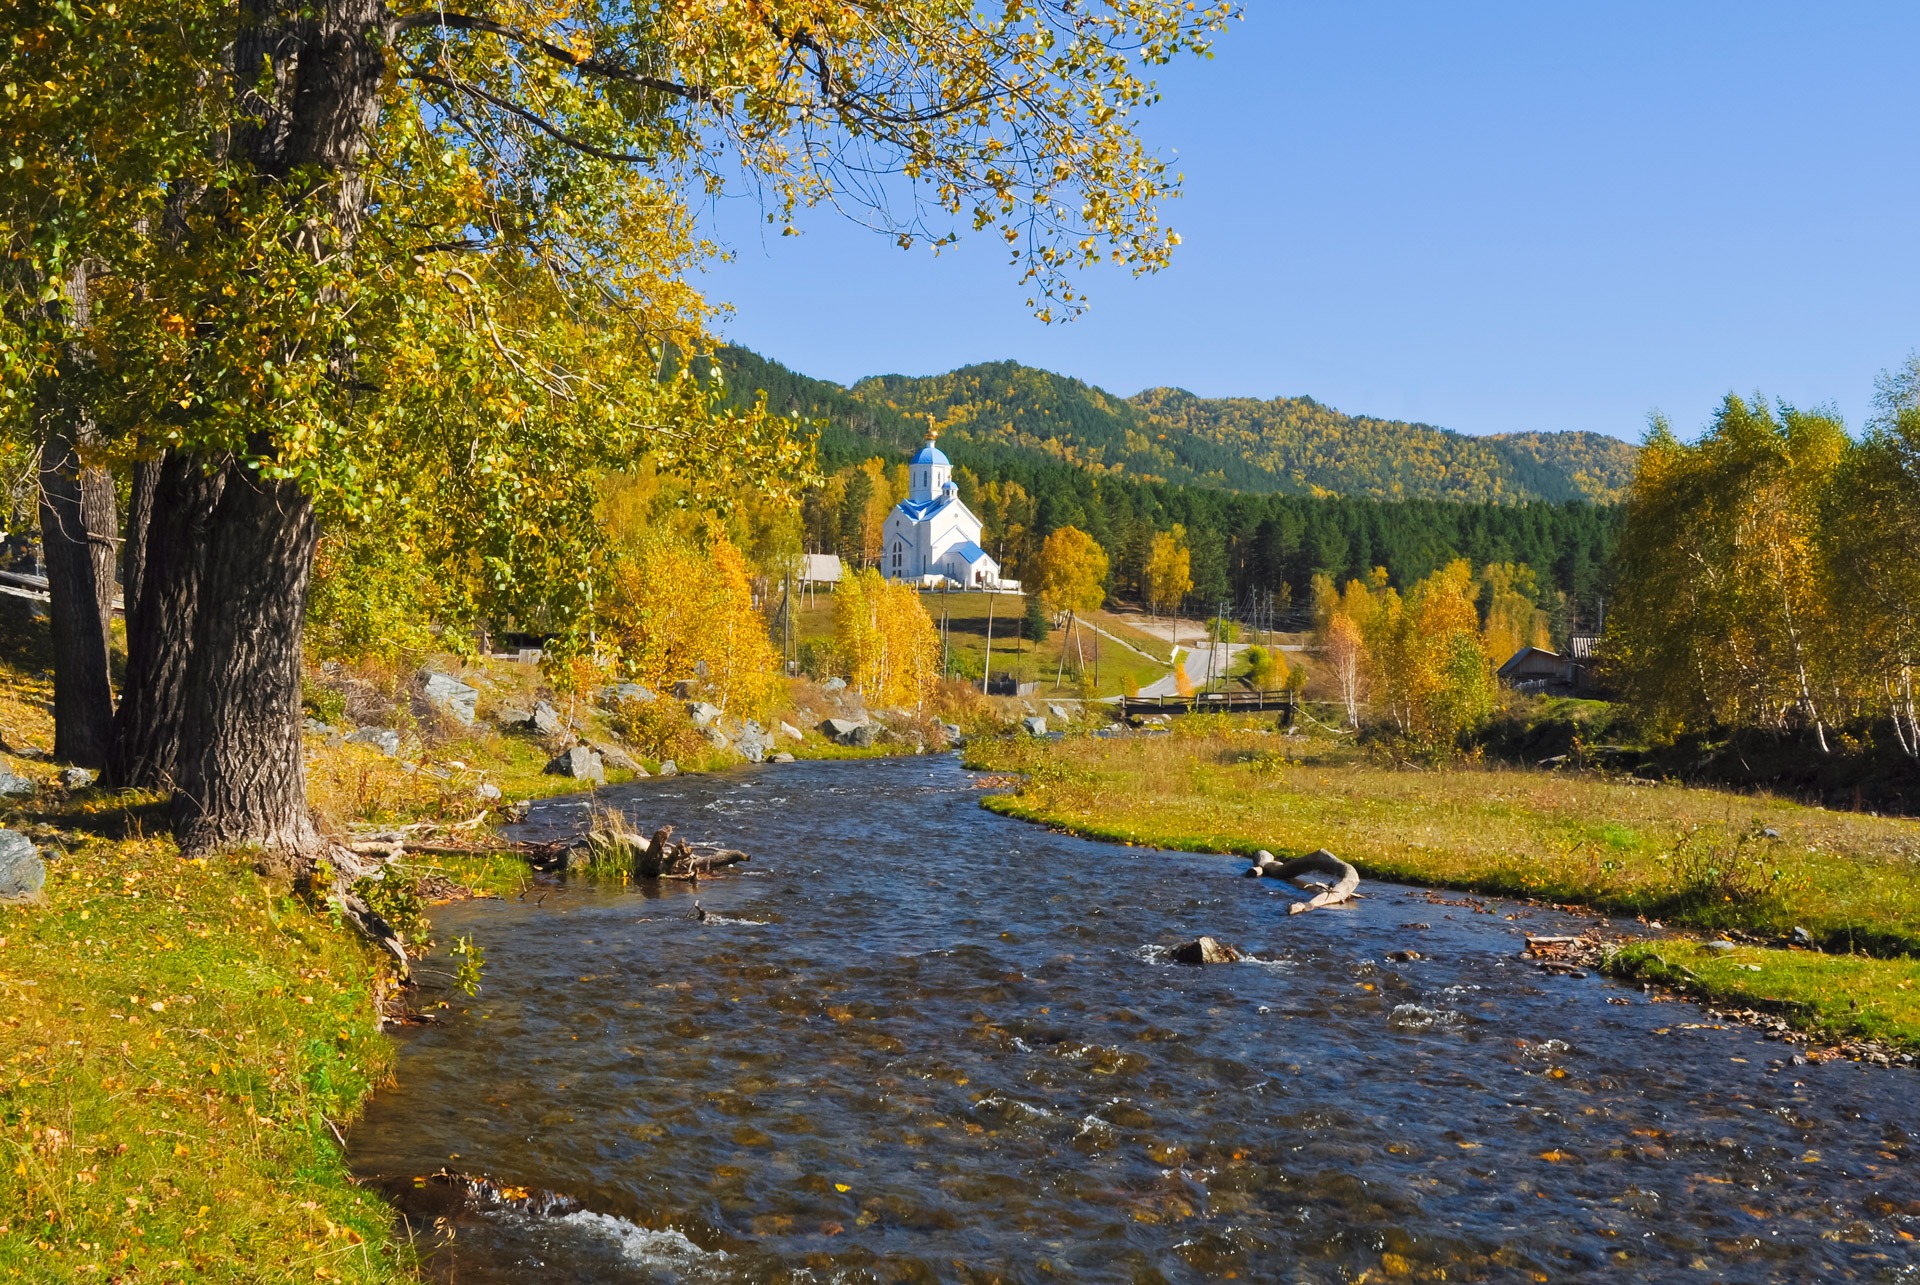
107, 453, 225, 790
36, 264, 119, 767
121, 456, 161, 638
169, 463, 323, 859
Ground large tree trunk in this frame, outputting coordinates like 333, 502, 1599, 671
37, 265, 119, 767
169, 462, 322, 861
122, 0, 385, 853
106, 452, 225, 790
121, 456, 161, 638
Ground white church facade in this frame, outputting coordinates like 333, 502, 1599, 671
881, 437, 1019, 590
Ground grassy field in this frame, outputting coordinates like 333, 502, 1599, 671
792, 589, 1176, 697
966, 725, 1920, 1049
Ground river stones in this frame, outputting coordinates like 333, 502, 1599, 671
1172, 936, 1242, 965
0, 830, 44, 901
1021, 716, 1048, 737
531, 700, 566, 738
778, 721, 804, 742
687, 701, 723, 727
589, 741, 642, 774
545, 745, 606, 784
819, 717, 874, 747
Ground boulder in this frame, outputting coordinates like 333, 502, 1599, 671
0, 771, 33, 798
600, 682, 656, 707
531, 700, 566, 738
1021, 716, 1048, 738
544, 745, 606, 784
1172, 936, 1242, 965
1047, 703, 1071, 722
420, 671, 479, 726
701, 725, 732, 751
590, 741, 642, 774
61, 766, 96, 790
474, 782, 503, 802
494, 706, 532, 728
819, 717, 866, 746
345, 727, 401, 757
658, 760, 678, 777
778, 721, 804, 742
939, 722, 963, 742
770, 752, 796, 764
0, 830, 43, 901
735, 721, 770, 764
687, 701, 723, 727
823, 676, 847, 691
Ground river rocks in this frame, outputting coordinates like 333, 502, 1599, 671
0, 830, 43, 901
1021, 716, 1048, 738
1791, 926, 1814, 947
778, 721, 803, 743
939, 722, 963, 743
688, 701, 722, 728
823, 677, 847, 691
701, 725, 731, 751
770, 752, 795, 764
735, 721, 770, 764
1047, 703, 1071, 722
589, 741, 642, 774
420, 671, 479, 726
658, 760, 678, 777
0, 771, 33, 798
1172, 936, 1242, 965
61, 766, 95, 790
1705, 939, 1737, 954
346, 727, 401, 757
545, 745, 605, 784
819, 717, 875, 747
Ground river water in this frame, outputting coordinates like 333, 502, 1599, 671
349, 756, 1918, 1282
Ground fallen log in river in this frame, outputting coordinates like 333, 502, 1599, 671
1246, 847, 1361, 914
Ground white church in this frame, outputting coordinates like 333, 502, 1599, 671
881, 436, 1019, 590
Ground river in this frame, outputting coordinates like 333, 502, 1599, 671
349, 756, 1918, 1282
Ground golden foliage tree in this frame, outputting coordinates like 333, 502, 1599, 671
1035, 526, 1110, 618
603, 525, 780, 720
834, 569, 941, 709
1145, 525, 1193, 618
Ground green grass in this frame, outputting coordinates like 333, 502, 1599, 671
0, 828, 409, 1281
1607, 940, 1920, 1051
966, 728, 1920, 1048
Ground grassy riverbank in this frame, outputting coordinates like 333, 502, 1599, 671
967, 726, 1920, 1050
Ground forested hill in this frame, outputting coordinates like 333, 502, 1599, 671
721, 347, 1636, 504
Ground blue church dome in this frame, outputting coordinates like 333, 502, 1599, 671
911, 440, 950, 466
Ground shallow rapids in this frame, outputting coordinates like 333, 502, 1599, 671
349, 756, 1918, 1282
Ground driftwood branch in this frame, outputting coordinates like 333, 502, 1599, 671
1246, 848, 1360, 914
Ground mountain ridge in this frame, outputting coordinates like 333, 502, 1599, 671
721, 347, 1636, 504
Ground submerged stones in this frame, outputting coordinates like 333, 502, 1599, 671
1172, 936, 1242, 965
0, 830, 43, 901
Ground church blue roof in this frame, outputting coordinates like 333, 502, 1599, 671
952, 541, 991, 565
894, 494, 951, 521
911, 440, 950, 466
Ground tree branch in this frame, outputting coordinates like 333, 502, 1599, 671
391, 11, 709, 102
405, 68, 659, 165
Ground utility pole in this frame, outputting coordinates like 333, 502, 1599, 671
983, 589, 996, 692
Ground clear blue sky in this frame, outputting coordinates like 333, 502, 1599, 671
697, 3, 1920, 442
